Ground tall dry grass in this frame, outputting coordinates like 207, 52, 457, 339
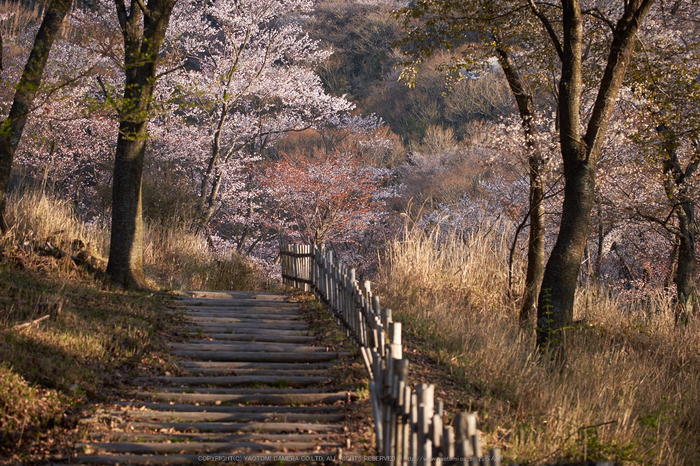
4, 188, 110, 256
143, 220, 264, 291
3, 187, 265, 291
376, 220, 700, 464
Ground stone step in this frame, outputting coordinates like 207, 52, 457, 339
179, 311, 302, 319
89, 432, 337, 442
177, 367, 332, 377
135, 391, 351, 405
177, 327, 310, 337
175, 322, 307, 331
183, 334, 315, 343
168, 342, 330, 353
134, 375, 331, 387
174, 361, 332, 370
109, 410, 344, 423
121, 420, 346, 433
76, 440, 343, 454
70, 451, 356, 465
113, 402, 341, 413
184, 316, 302, 325
169, 350, 349, 362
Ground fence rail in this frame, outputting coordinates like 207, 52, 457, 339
280, 244, 501, 466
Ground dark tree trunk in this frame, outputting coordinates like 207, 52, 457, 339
593, 206, 605, 280
659, 131, 699, 324
106, 0, 177, 288
0, 0, 72, 233
108, 119, 149, 288
524, 165, 546, 324
663, 238, 679, 290
675, 202, 696, 323
533, 0, 654, 354
536, 144, 593, 352
495, 46, 546, 328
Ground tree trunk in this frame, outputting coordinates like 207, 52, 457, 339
0, 0, 72, 233
593, 206, 605, 280
534, 0, 653, 355
523, 163, 546, 326
106, 0, 176, 288
536, 146, 593, 354
663, 237, 679, 290
675, 201, 696, 324
495, 46, 546, 328
660, 129, 699, 323
107, 119, 149, 288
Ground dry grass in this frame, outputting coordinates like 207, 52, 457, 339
143, 221, 265, 291
3, 187, 266, 292
0, 187, 267, 461
376, 221, 700, 464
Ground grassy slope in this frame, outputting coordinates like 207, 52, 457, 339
0, 189, 265, 463
376, 223, 700, 465
0, 258, 174, 463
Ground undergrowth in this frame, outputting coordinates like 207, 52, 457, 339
0, 188, 266, 462
376, 221, 700, 465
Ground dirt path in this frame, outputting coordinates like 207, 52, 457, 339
70, 291, 367, 464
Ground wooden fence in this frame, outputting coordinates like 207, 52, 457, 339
280, 244, 502, 465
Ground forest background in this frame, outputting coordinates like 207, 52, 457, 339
0, 0, 699, 463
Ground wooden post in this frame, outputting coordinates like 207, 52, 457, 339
370, 380, 383, 452
382, 307, 392, 329
396, 376, 405, 464
290, 244, 296, 287
443, 426, 455, 462
363, 280, 372, 303
389, 322, 402, 360
431, 413, 442, 465
490, 448, 501, 466
466, 412, 480, 461
410, 391, 418, 466
417, 384, 434, 466
402, 385, 412, 465
382, 355, 395, 459
453, 413, 473, 464
313, 244, 319, 295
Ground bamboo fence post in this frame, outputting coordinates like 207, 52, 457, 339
410, 391, 418, 466
363, 280, 371, 303
389, 322, 402, 360
417, 384, 434, 466
306, 244, 312, 292
443, 426, 455, 463
401, 383, 411, 465
395, 358, 408, 465
280, 245, 286, 285
431, 412, 442, 465
453, 412, 473, 464
290, 244, 296, 286
370, 380, 383, 452
299, 244, 304, 291
382, 354, 394, 458
467, 412, 481, 461
490, 448, 501, 466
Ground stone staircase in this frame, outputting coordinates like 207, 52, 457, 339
70, 291, 365, 464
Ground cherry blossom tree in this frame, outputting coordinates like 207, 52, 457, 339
162, 0, 353, 229
259, 149, 391, 245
